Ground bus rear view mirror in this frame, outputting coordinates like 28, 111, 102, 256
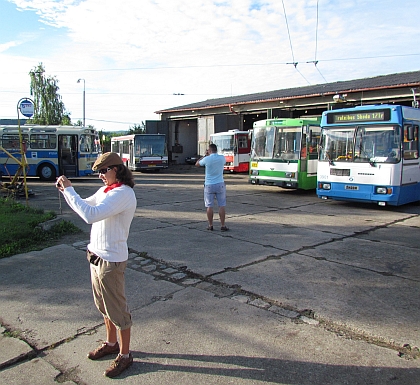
407, 125, 414, 141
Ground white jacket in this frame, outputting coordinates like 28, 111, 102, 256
63, 185, 137, 262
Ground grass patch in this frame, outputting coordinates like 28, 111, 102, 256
0, 198, 81, 259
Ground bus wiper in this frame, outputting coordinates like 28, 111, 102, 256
320, 146, 334, 165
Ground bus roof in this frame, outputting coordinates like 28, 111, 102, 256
111, 133, 166, 141
253, 117, 321, 127
0, 125, 97, 134
210, 130, 249, 137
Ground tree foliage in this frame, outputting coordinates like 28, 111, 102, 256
29, 63, 71, 125
127, 122, 146, 134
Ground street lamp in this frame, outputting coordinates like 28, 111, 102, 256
77, 78, 85, 127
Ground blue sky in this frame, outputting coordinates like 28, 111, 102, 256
1, 0, 419, 131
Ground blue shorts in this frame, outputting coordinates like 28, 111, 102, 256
204, 182, 226, 208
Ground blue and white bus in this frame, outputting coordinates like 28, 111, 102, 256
0, 125, 101, 181
317, 105, 420, 206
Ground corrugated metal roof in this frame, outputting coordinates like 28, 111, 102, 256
0, 119, 28, 125
157, 70, 420, 113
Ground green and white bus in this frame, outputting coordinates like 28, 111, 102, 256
249, 117, 321, 190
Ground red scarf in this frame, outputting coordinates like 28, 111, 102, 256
104, 182, 123, 193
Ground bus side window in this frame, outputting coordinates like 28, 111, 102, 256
3, 135, 22, 150
80, 134, 91, 152
238, 136, 247, 148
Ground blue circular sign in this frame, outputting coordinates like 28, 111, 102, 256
19, 99, 34, 118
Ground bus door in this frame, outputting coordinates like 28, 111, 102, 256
236, 133, 251, 170
58, 134, 78, 177
129, 140, 135, 169
401, 124, 420, 187
301, 127, 320, 174
307, 126, 321, 175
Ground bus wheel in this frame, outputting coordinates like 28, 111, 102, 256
38, 163, 56, 181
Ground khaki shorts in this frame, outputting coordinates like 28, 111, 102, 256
90, 258, 132, 330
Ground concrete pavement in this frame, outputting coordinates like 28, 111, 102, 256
1, 166, 420, 384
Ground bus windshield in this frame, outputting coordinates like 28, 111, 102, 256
320, 125, 401, 164
79, 133, 100, 153
211, 135, 234, 152
252, 126, 301, 160
135, 136, 166, 157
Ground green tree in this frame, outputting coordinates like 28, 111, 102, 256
98, 131, 114, 153
29, 63, 71, 125
127, 122, 145, 134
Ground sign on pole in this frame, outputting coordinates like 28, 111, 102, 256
19, 99, 34, 118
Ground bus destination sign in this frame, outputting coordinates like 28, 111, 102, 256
327, 109, 391, 124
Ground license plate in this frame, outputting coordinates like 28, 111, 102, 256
345, 185, 359, 190
148, 164, 156, 167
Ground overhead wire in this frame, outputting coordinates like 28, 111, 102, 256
281, 0, 311, 85
8, 53, 416, 74
281, 0, 296, 66
306, 0, 327, 83
314, 0, 319, 63
314, 0, 328, 82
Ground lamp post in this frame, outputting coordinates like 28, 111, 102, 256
77, 78, 85, 127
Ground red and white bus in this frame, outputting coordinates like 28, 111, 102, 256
111, 134, 168, 171
210, 130, 251, 172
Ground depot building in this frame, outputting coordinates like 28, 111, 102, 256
145, 70, 420, 164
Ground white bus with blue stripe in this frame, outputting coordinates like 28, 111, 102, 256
0, 125, 101, 181
317, 105, 420, 206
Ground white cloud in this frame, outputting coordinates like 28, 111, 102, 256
1, 0, 420, 131
0, 41, 20, 52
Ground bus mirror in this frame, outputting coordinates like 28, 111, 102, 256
407, 125, 414, 141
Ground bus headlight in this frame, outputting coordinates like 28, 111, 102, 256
376, 186, 391, 194
319, 182, 331, 190
285, 172, 295, 178
251, 170, 259, 176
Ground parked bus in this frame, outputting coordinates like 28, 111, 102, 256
317, 104, 420, 206
249, 117, 321, 189
210, 130, 251, 172
111, 134, 168, 171
0, 125, 100, 181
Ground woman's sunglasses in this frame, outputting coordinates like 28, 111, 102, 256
98, 167, 112, 175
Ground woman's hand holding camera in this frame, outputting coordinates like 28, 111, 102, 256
55, 175, 72, 191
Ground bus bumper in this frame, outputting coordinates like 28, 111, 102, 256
250, 177, 298, 189
316, 182, 400, 206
